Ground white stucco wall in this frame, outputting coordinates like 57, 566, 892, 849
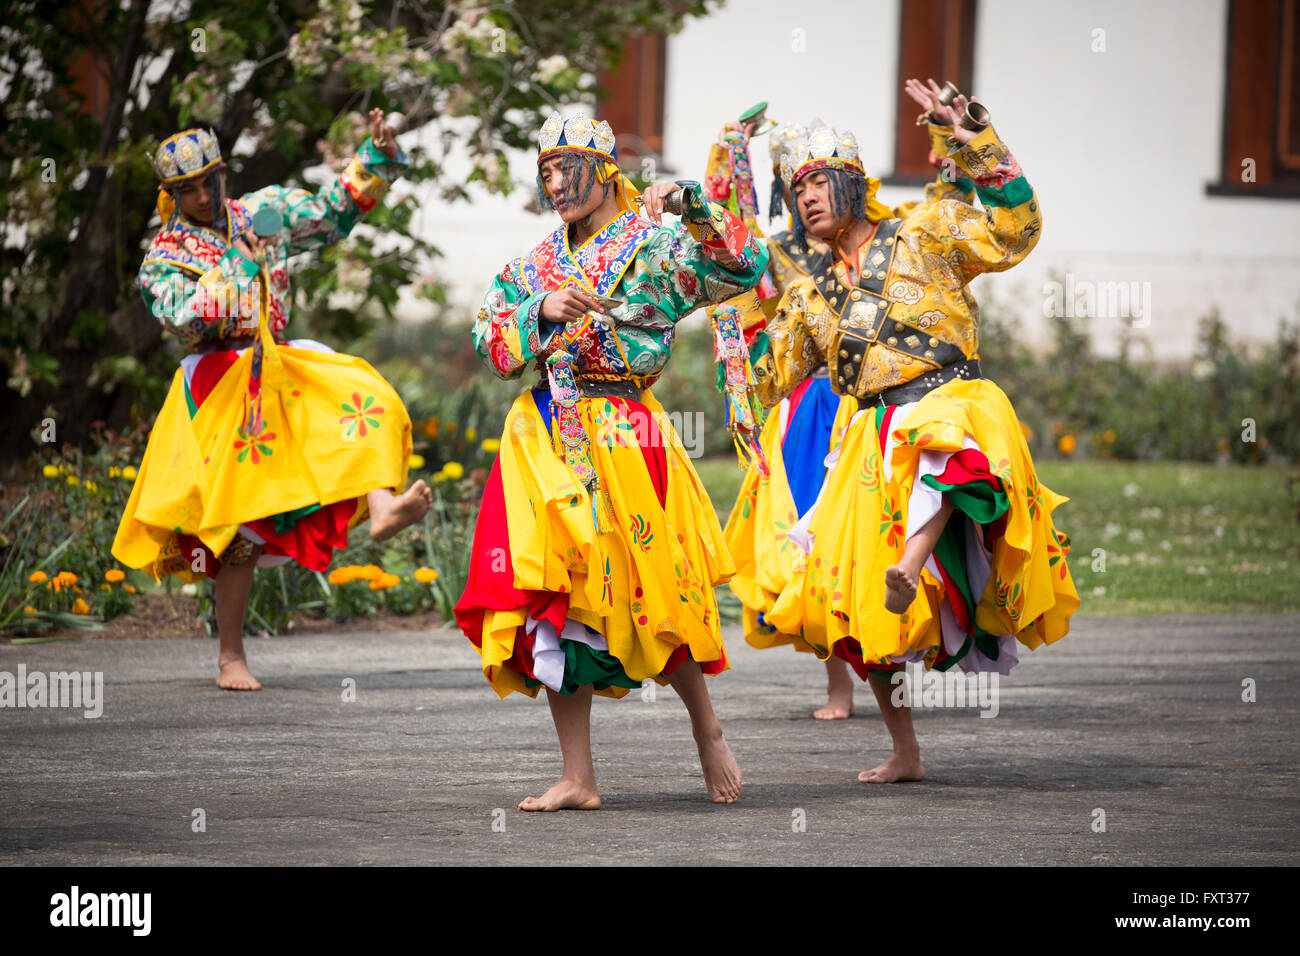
406, 0, 1300, 359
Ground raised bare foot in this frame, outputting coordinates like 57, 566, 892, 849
696, 728, 742, 804
518, 778, 602, 811
369, 480, 433, 542
884, 565, 918, 614
858, 752, 925, 784
216, 657, 262, 692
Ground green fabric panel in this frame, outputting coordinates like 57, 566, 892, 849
921, 474, 1010, 525
522, 639, 643, 696
975, 176, 1033, 208
974, 626, 1001, 661
183, 379, 198, 420
562, 640, 642, 694
931, 514, 975, 624
954, 175, 975, 194
273, 503, 323, 534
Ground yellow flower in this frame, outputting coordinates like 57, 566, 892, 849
369, 572, 401, 591
101, 584, 111, 591
408, 453, 426, 470
84, 480, 98, 492
465, 426, 477, 442
108, 466, 121, 478
1102, 429, 1116, 443
123, 584, 136, 594
29, 571, 48, 584
122, 465, 138, 479
71, 598, 90, 615
414, 567, 439, 584
42, 464, 59, 478
481, 438, 501, 454
24, 606, 38, 616
1057, 434, 1077, 455
105, 569, 126, 583
66, 475, 80, 486
440, 461, 465, 480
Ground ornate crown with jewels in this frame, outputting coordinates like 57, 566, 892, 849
780, 123, 864, 187
149, 128, 223, 185
769, 122, 807, 167
537, 111, 618, 164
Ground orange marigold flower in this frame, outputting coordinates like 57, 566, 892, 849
29, 571, 48, 584
71, 598, 90, 615
1057, 434, 1077, 455
124, 584, 137, 594
327, 567, 355, 585
1102, 428, 1116, 443
414, 567, 439, 584
105, 569, 126, 583
357, 564, 383, 581
423, 418, 440, 439
369, 573, 400, 591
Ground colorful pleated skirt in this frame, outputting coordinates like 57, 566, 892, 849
725, 374, 858, 653
766, 376, 1078, 678
112, 339, 412, 581
456, 387, 732, 699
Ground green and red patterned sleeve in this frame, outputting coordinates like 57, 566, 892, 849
472, 260, 550, 380
238, 138, 409, 257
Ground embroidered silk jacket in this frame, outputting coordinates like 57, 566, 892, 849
752, 123, 1039, 403
138, 139, 407, 346
473, 185, 769, 384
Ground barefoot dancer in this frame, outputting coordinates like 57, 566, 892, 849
723, 93, 979, 721
456, 113, 769, 809
114, 114, 432, 691
752, 81, 1078, 782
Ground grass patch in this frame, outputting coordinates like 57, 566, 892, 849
691, 457, 1300, 616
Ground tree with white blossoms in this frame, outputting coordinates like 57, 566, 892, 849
0, 0, 715, 463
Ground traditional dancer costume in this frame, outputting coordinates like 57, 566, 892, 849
456, 113, 769, 699
753, 118, 1078, 677
727, 120, 980, 656
113, 128, 414, 580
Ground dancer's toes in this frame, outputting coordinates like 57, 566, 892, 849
813, 701, 855, 720
697, 730, 742, 804
884, 565, 918, 614
216, 658, 262, 692
858, 753, 925, 784
370, 480, 432, 541
517, 778, 601, 811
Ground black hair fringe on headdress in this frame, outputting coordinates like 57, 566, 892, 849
536, 152, 603, 213
792, 167, 867, 246
768, 174, 784, 223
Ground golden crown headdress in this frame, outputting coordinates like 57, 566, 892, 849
537, 111, 618, 164
780, 124, 864, 187
149, 128, 222, 185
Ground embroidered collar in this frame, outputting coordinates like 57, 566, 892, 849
520, 210, 658, 297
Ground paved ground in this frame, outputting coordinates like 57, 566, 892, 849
1, 615, 1296, 866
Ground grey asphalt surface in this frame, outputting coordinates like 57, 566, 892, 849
1, 615, 1296, 866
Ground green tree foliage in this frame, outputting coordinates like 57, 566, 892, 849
0, 0, 714, 463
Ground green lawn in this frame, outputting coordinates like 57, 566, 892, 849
693, 457, 1300, 617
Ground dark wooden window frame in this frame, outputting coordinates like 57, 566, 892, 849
1206, 0, 1300, 199
881, 0, 978, 187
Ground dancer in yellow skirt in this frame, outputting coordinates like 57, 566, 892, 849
721, 89, 980, 720
456, 112, 770, 809
114, 113, 432, 691
751, 79, 1078, 782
